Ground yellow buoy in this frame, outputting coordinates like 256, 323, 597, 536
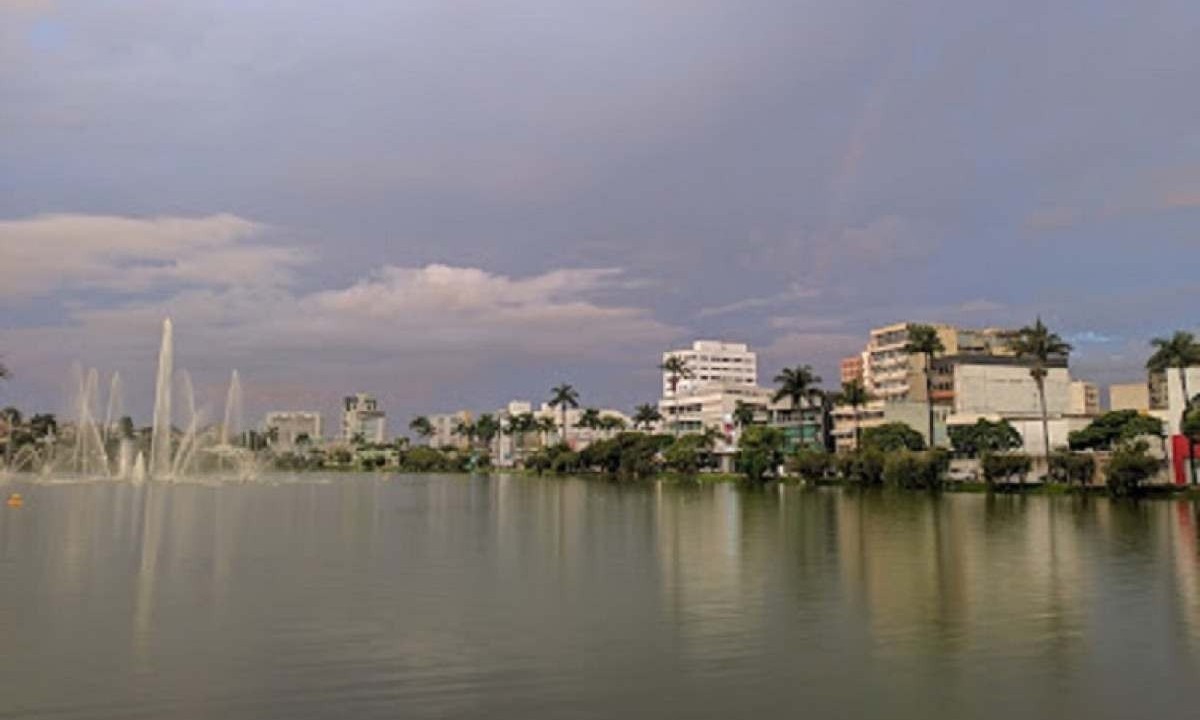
6, 493, 23, 508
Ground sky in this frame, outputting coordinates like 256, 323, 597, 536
2, 0, 1198, 430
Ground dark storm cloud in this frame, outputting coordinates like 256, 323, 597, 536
2, 0, 1198, 420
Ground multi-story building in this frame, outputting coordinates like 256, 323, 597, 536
264, 411, 322, 449
840, 355, 865, 385
342, 393, 386, 444
661, 340, 757, 397
1109, 383, 1151, 412
1069, 381, 1101, 417
429, 411, 473, 450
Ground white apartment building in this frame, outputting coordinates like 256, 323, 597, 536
662, 340, 757, 397
429, 411, 473, 450
342, 393, 386, 444
659, 382, 772, 453
264, 411, 322, 449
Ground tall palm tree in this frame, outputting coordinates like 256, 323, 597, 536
548, 383, 580, 444
1011, 317, 1073, 467
659, 355, 694, 395
904, 324, 945, 447
409, 416, 434, 445
633, 403, 662, 431
772, 365, 823, 422
1148, 330, 1200, 483
503, 412, 537, 463
836, 379, 873, 451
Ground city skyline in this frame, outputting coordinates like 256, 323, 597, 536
3, 1, 1198, 421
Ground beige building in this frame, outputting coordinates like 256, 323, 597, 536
662, 340, 757, 398
429, 410, 473, 450
264, 411, 322, 448
1109, 383, 1151, 412
342, 393, 386, 443
1069, 381, 1101, 416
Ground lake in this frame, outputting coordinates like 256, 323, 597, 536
2, 474, 1199, 719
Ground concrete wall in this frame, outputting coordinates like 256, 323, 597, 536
954, 365, 1070, 417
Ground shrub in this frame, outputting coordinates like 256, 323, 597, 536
836, 450, 885, 485
663, 435, 714, 475
736, 426, 786, 481
1047, 451, 1095, 486
882, 449, 949, 490
1068, 411, 1165, 451
981, 453, 1032, 485
861, 423, 926, 453
1105, 441, 1161, 497
787, 449, 833, 482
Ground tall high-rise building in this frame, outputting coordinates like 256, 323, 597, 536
661, 340, 757, 397
342, 394, 386, 443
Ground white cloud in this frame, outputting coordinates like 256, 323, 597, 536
0, 213, 305, 298
696, 283, 821, 318
0, 214, 678, 414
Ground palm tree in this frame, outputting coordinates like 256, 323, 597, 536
1148, 331, 1200, 483
836, 379, 873, 451
659, 355, 694, 395
452, 418, 477, 448
409, 416, 434, 445
475, 413, 501, 452
548, 383, 580, 444
772, 364, 823, 422
633, 404, 662, 431
577, 407, 602, 431
904, 324, 945, 447
535, 415, 558, 446
1011, 317, 1073, 468
733, 401, 757, 429
599, 415, 627, 436
0, 360, 8, 382
502, 412, 535, 464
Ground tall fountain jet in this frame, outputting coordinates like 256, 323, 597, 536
149, 318, 174, 479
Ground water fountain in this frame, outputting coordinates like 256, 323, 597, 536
2, 318, 260, 483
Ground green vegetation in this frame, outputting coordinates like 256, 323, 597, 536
548, 383, 580, 443
882, 449, 948, 490
949, 418, 1022, 457
1011, 317, 1073, 464
735, 425, 786, 482
658, 355, 694, 395
981, 453, 1033, 485
632, 404, 662, 431
861, 422, 925, 452
1105, 441, 1162, 497
836, 450, 885, 485
1047, 450, 1096, 486
1068, 410, 1164, 451
787, 448, 834, 482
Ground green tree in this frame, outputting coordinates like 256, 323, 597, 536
536, 415, 558, 445
1183, 407, 1200, 485
1105, 440, 1161, 497
772, 364, 823, 416
409, 416, 434, 444
882, 449, 949, 490
835, 379, 872, 450
599, 415, 627, 434
503, 412, 536, 463
577, 408, 602, 432
861, 422, 926, 452
1068, 410, 1165, 451
732, 401, 758, 429
632, 404, 662, 431
787, 448, 833, 482
904, 324, 945, 447
981, 453, 1033, 486
1011, 317, 1073, 466
659, 355, 694, 395
474, 413, 501, 450
1, 406, 22, 426
736, 425, 786, 481
664, 434, 714, 475
1047, 451, 1096, 486
948, 418, 1023, 458
1147, 331, 1200, 484
548, 383, 580, 444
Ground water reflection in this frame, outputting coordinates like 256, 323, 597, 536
1, 478, 1200, 719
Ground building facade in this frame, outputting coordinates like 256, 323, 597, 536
1109, 383, 1151, 412
264, 411, 322, 449
429, 411, 473, 450
661, 340, 757, 397
342, 394, 386, 444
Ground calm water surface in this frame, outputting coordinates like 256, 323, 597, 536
2, 474, 1199, 719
